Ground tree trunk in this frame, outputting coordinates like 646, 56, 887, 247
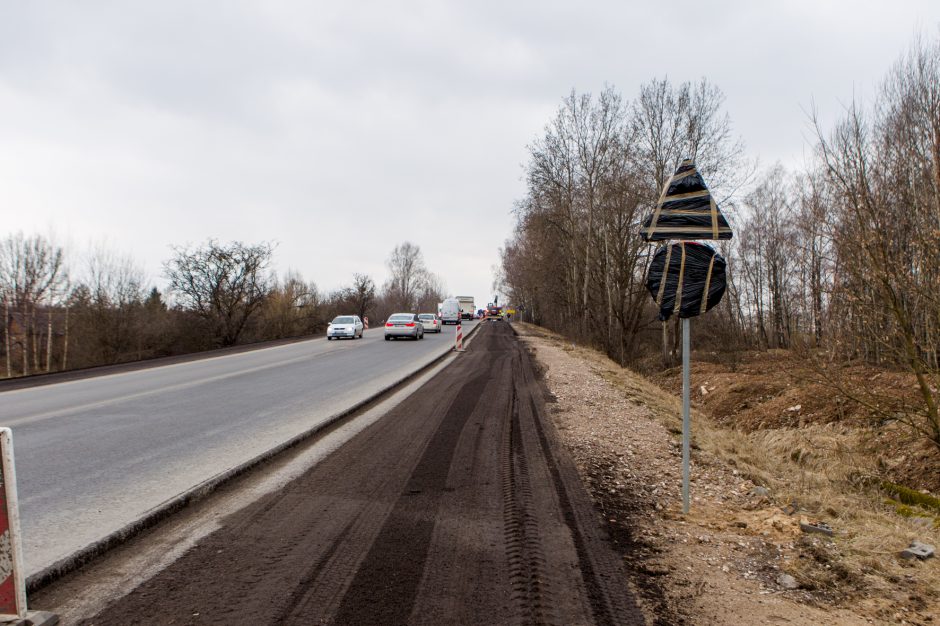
62, 305, 69, 371
581, 202, 593, 335
811, 247, 823, 346
672, 315, 682, 361
661, 321, 673, 368
46, 307, 53, 373
604, 226, 613, 349
21, 303, 29, 377
4, 300, 10, 378
31, 303, 38, 372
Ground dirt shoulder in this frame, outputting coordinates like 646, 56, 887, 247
516, 323, 939, 626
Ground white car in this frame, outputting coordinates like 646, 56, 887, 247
418, 313, 442, 333
384, 313, 425, 340
327, 315, 364, 340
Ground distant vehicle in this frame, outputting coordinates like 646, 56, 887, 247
418, 313, 442, 333
456, 296, 475, 320
486, 303, 504, 321
327, 315, 364, 339
440, 298, 461, 325
384, 313, 425, 340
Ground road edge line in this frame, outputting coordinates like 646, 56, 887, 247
25, 323, 484, 593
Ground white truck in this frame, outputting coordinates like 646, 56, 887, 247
440, 298, 461, 325
456, 296, 475, 320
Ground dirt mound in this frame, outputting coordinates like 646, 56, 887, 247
649, 350, 940, 492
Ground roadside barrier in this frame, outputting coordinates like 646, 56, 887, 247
364, 317, 369, 330
0, 428, 27, 621
455, 323, 465, 352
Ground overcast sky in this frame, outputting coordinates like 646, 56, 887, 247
2, 1, 938, 307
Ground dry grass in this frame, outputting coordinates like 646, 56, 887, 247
518, 323, 940, 623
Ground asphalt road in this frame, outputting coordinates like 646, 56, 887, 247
78, 322, 643, 625
0, 321, 477, 578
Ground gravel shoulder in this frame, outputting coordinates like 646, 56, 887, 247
516, 323, 906, 625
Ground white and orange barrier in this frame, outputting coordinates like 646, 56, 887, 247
455, 323, 465, 352
0, 428, 26, 620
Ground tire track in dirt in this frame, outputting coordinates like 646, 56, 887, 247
515, 336, 645, 626
502, 386, 557, 625
326, 367, 492, 625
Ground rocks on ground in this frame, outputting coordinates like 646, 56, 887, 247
517, 325, 938, 626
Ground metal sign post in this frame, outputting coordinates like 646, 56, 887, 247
681, 319, 691, 514
640, 159, 734, 515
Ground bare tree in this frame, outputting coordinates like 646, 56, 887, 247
384, 242, 429, 311
256, 271, 320, 340
792, 168, 833, 347
507, 80, 748, 366
632, 77, 753, 365
736, 165, 797, 349
344, 273, 376, 320
164, 240, 274, 347
416, 272, 446, 313
798, 33, 940, 450
633, 77, 752, 205
76, 244, 148, 362
0, 232, 67, 376
504, 36, 940, 456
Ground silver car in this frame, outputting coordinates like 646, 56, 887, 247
384, 313, 425, 340
327, 315, 364, 340
417, 313, 442, 333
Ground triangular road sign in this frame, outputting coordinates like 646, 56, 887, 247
640, 159, 733, 241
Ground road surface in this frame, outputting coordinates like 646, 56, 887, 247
0, 321, 476, 578
78, 322, 643, 625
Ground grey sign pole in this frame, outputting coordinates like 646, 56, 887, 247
681, 318, 691, 514
640, 159, 732, 515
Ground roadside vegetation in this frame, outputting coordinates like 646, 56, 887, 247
500, 33, 940, 503
0, 236, 444, 378
520, 323, 939, 624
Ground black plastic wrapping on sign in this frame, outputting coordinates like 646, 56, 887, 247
645, 242, 726, 320
640, 159, 733, 241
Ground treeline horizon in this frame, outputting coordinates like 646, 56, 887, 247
0, 236, 446, 378
500, 32, 940, 451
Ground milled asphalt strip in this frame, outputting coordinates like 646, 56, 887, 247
35, 348, 475, 625
25, 322, 484, 593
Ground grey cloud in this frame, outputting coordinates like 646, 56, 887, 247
1, 0, 938, 303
